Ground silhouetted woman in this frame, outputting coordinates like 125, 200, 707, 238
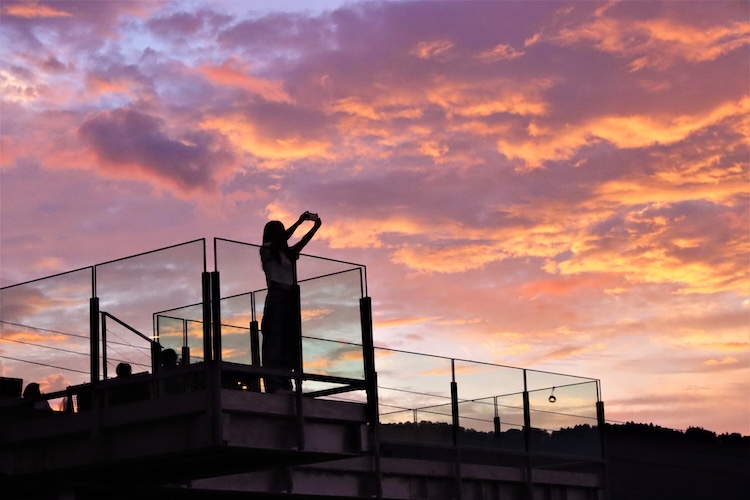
260, 211, 321, 393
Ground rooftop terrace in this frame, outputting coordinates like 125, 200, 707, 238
0, 238, 607, 499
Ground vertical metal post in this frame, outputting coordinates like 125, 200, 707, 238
360, 297, 380, 425
202, 272, 212, 362
522, 370, 533, 500
151, 342, 162, 373
292, 284, 305, 451
360, 296, 382, 498
450, 359, 463, 500
493, 396, 502, 447
181, 319, 190, 366
89, 297, 100, 384
597, 400, 610, 500
101, 313, 108, 380
250, 320, 261, 392
451, 360, 459, 445
211, 271, 222, 362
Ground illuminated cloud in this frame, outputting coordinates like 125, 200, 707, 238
703, 357, 739, 366
197, 58, 292, 103
411, 39, 454, 60
1, 1, 72, 19
554, 9, 750, 71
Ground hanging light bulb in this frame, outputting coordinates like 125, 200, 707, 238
548, 387, 557, 403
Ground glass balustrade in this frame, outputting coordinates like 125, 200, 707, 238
1, 237, 603, 463
0, 267, 93, 394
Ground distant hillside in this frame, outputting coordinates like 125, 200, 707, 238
605, 423, 749, 500
379, 420, 750, 500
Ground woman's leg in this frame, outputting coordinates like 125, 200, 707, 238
262, 291, 292, 393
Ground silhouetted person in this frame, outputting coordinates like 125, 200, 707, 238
116, 362, 132, 378
160, 348, 184, 395
260, 211, 321, 393
109, 362, 148, 405
22, 382, 52, 412
161, 348, 178, 369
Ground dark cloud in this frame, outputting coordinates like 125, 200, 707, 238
78, 107, 234, 192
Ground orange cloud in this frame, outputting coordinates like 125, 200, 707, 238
703, 357, 739, 366
301, 308, 333, 322
531, 344, 605, 364
2, 2, 71, 18
428, 81, 548, 118
201, 115, 332, 167
519, 275, 615, 299
499, 97, 748, 169
374, 316, 441, 329
411, 40, 454, 59
197, 59, 292, 103
554, 15, 750, 71
477, 44, 524, 62
392, 243, 506, 274
2, 330, 68, 344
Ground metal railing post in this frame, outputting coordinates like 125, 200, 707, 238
89, 297, 100, 384
202, 272, 212, 361
291, 284, 305, 451
523, 369, 533, 500
211, 271, 222, 362
250, 320, 261, 392
101, 312, 108, 380
181, 319, 190, 366
451, 359, 463, 500
494, 396, 502, 447
360, 297, 380, 426
360, 296, 382, 498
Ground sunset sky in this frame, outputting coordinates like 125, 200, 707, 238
0, 1, 748, 435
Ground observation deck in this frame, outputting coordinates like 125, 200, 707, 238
1, 238, 608, 499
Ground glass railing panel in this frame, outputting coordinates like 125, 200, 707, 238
95, 240, 205, 375
302, 337, 364, 380
102, 318, 154, 376
456, 398, 496, 448
220, 293, 254, 330
454, 360, 525, 400
213, 239, 267, 300
0, 268, 93, 395
379, 408, 418, 442
375, 402, 455, 446
154, 301, 205, 364
155, 315, 184, 357
456, 392, 526, 451
374, 348, 453, 428
416, 403, 454, 445
184, 319, 205, 364
221, 324, 253, 365
296, 253, 364, 293
525, 368, 596, 393
527, 380, 600, 457
495, 391, 526, 451
299, 268, 363, 345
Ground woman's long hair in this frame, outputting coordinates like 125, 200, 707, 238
263, 220, 286, 263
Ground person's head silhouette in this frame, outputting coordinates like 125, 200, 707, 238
116, 362, 132, 377
161, 348, 178, 368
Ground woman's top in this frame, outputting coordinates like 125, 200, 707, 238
260, 243, 296, 287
